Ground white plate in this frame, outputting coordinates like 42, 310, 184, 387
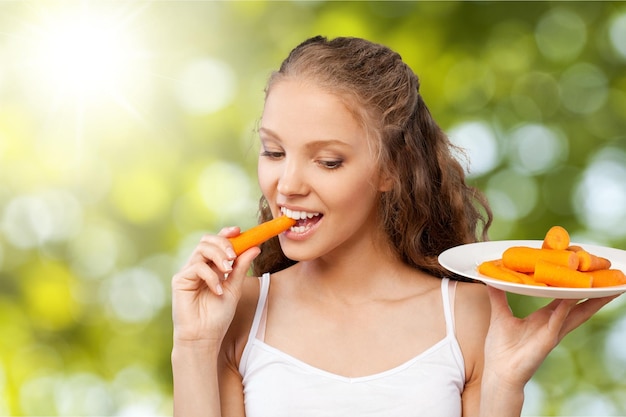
438, 240, 626, 299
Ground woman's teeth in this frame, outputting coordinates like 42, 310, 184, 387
281, 207, 321, 233
281, 207, 320, 220
291, 225, 308, 233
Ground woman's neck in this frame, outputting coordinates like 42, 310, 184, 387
289, 239, 424, 304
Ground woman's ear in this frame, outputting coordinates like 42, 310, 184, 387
378, 173, 394, 192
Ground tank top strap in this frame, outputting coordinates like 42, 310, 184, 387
440, 277, 458, 336
255, 273, 271, 340
239, 273, 271, 375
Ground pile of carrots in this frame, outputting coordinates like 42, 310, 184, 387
478, 226, 626, 288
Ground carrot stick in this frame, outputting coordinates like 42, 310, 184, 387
586, 269, 626, 287
478, 260, 527, 284
502, 247, 579, 273
228, 215, 296, 256
573, 250, 611, 272
534, 260, 593, 288
478, 259, 546, 286
542, 225, 570, 250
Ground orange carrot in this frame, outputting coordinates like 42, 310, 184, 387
502, 247, 579, 273
586, 269, 626, 288
478, 259, 546, 286
573, 250, 611, 272
542, 225, 570, 250
534, 260, 593, 288
478, 259, 527, 284
228, 215, 296, 256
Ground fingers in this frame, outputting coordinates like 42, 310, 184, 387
217, 226, 241, 239
222, 246, 261, 297
559, 295, 618, 337
546, 299, 578, 335
173, 261, 227, 295
538, 295, 617, 342
186, 233, 237, 269
173, 228, 257, 297
174, 231, 237, 296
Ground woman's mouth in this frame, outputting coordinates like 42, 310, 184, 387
280, 207, 322, 234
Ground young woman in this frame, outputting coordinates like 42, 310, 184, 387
171, 36, 616, 417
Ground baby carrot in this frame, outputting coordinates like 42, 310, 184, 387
478, 259, 527, 284
534, 260, 593, 288
586, 269, 626, 288
502, 247, 579, 273
228, 215, 296, 256
541, 225, 570, 250
478, 259, 545, 286
573, 250, 611, 272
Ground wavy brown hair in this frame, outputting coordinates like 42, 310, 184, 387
252, 36, 492, 279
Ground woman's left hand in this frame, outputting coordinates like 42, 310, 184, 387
483, 286, 618, 390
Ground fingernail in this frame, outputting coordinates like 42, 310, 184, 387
226, 248, 236, 259
223, 260, 233, 272
216, 284, 224, 295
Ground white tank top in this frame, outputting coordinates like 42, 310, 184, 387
239, 274, 465, 417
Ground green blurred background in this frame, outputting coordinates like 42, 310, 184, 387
1, 1, 625, 415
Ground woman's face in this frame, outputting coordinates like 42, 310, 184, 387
258, 79, 389, 261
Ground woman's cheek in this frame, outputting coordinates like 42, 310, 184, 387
257, 160, 276, 197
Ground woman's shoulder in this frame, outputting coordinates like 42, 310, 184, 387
454, 280, 491, 328
454, 282, 491, 347
452, 281, 491, 378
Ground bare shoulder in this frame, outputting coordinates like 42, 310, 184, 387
454, 281, 491, 338
455, 280, 490, 316
453, 281, 491, 380
221, 276, 262, 368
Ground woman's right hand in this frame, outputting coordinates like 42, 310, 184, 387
171, 227, 261, 349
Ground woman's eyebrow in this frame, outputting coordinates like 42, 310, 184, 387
304, 139, 352, 151
258, 127, 280, 141
259, 127, 351, 147
258, 127, 274, 135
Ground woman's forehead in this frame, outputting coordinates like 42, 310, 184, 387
262, 79, 382, 155
262, 81, 360, 131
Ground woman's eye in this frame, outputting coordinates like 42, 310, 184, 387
319, 159, 343, 170
260, 150, 284, 159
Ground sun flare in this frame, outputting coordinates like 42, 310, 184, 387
28, 7, 145, 100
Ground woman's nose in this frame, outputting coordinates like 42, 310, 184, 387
276, 159, 308, 197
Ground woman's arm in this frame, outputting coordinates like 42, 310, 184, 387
172, 342, 222, 416
458, 283, 616, 417
171, 227, 260, 417
478, 286, 617, 417
455, 282, 490, 417
172, 274, 258, 417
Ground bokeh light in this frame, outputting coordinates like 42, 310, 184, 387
560, 63, 609, 115
535, 7, 587, 62
507, 123, 568, 175
103, 267, 166, 323
176, 58, 237, 115
574, 146, 626, 237
198, 161, 258, 225
608, 12, 626, 60
1, 190, 83, 249
448, 121, 499, 178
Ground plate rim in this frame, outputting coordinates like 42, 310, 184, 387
438, 240, 626, 298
